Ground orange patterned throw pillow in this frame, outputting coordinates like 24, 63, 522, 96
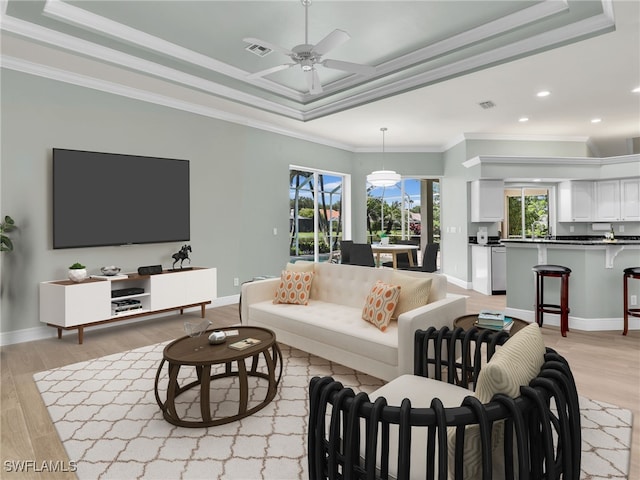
362, 281, 401, 331
273, 270, 314, 305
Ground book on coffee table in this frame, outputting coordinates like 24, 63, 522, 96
229, 338, 261, 350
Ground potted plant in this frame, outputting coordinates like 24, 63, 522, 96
68, 262, 87, 282
0, 215, 16, 252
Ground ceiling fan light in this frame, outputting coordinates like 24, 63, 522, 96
367, 170, 401, 187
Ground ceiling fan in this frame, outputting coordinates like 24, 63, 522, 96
243, 0, 375, 95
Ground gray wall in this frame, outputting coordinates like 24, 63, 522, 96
0, 71, 355, 335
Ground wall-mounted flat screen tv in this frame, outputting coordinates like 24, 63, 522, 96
53, 148, 190, 249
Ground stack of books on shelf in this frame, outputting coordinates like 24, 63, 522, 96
476, 310, 514, 332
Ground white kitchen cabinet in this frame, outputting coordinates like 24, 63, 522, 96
40, 267, 216, 343
594, 180, 621, 221
621, 178, 640, 221
557, 181, 593, 222
470, 180, 504, 222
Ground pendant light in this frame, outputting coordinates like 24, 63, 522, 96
367, 127, 401, 187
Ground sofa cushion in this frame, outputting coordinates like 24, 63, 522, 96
362, 281, 401, 331
273, 270, 314, 305
248, 300, 399, 366
390, 272, 432, 320
285, 261, 315, 272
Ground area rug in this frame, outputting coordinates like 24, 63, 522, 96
34, 342, 632, 480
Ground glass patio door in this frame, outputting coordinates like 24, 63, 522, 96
289, 167, 348, 262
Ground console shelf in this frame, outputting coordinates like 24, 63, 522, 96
40, 267, 216, 344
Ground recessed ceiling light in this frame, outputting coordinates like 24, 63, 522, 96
591, 118, 602, 123
633, 86, 640, 93
519, 117, 529, 122
536, 90, 551, 97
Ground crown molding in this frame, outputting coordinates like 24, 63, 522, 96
1, 55, 354, 152
303, 7, 615, 120
3, 0, 616, 120
1, 11, 305, 120
463, 154, 640, 168
41, 0, 303, 102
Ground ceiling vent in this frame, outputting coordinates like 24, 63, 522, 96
478, 100, 496, 109
245, 44, 272, 57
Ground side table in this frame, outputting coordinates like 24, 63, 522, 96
453, 314, 529, 336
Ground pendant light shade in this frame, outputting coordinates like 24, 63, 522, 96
367, 170, 401, 187
367, 127, 400, 187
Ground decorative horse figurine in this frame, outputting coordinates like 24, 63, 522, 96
172, 244, 192, 269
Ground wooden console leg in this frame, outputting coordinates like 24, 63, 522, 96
57, 328, 62, 339
201, 303, 206, 318
78, 327, 84, 345
180, 308, 184, 315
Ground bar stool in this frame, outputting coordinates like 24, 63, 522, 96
532, 265, 571, 337
623, 267, 640, 336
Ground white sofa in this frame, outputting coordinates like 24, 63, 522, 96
241, 262, 466, 381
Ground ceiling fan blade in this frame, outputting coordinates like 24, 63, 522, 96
243, 37, 294, 57
312, 29, 350, 56
247, 63, 295, 79
305, 69, 323, 95
322, 59, 375, 76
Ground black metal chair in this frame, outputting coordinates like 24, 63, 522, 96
349, 243, 376, 267
382, 239, 419, 269
308, 325, 581, 480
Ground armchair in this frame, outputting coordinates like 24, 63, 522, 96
308, 324, 581, 479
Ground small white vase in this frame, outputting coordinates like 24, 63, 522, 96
68, 268, 87, 283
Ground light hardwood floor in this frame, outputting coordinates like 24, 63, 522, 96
1, 286, 638, 479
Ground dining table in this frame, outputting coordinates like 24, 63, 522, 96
370, 243, 420, 269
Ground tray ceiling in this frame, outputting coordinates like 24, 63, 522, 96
1, 1, 639, 156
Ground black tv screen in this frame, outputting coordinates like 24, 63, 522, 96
53, 149, 190, 249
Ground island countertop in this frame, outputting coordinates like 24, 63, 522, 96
501, 237, 640, 246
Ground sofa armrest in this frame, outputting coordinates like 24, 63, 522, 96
240, 278, 280, 324
396, 293, 467, 376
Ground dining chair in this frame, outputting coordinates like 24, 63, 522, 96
421, 243, 439, 272
339, 240, 353, 264
349, 243, 375, 267
403, 243, 439, 272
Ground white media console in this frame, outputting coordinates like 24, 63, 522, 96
40, 267, 217, 344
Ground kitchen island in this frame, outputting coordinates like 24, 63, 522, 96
501, 237, 640, 332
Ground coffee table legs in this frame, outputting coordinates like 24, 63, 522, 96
154, 346, 282, 428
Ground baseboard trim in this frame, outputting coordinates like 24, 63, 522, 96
504, 307, 638, 332
0, 294, 240, 346
446, 275, 471, 290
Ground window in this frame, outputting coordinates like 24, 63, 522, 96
505, 187, 550, 239
289, 167, 349, 262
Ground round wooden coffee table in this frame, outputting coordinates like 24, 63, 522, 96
453, 314, 529, 336
154, 326, 282, 427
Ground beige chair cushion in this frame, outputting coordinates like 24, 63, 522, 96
390, 271, 432, 320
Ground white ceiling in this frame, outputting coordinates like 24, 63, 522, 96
1, 0, 639, 157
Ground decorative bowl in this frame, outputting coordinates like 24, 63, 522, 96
101, 266, 121, 276
208, 330, 226, 345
